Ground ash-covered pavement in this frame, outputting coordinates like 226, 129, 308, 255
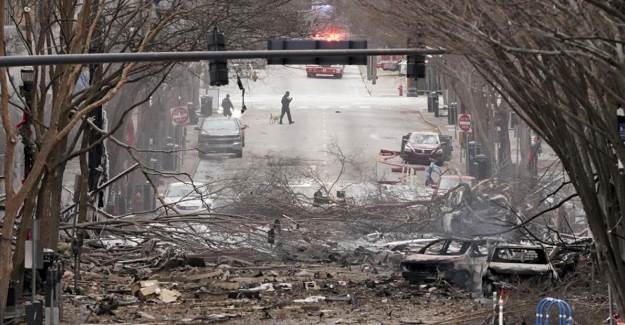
194, 65, 434, 187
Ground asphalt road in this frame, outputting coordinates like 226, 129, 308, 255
194, 65, 432, 187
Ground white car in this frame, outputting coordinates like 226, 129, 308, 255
162, 182, 213, 215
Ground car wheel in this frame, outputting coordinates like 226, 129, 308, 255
337, 74, 343, 79
235, 150, 243, 158
307, 73, 311, 78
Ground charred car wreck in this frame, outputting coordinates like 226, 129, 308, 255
482, 244, 557, 296
400, 239, 490, 295
401, 239, 558, 296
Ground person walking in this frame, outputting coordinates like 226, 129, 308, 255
424, 159, 441, 187
280, 91, 294, 124
221, 94, 233, 118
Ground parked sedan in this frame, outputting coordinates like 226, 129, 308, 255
162, 182, 213, 215
197, 117, 246, 158
400, 131, 452, 165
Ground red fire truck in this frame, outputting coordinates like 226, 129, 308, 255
306, 65, 344, 78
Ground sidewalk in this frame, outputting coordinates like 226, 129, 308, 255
358, 66, 405, 97
417, 106, 560, 176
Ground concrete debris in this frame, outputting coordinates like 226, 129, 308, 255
55, 199, 597, 325
137, 311, 156, 320
304, 281, 319, 290
243, 283, 275, 292
294, 295, 326, 303
130, 280, 181, 303
274, 282, 293, 290
131, 280, 160, 300
159, 288, 181, 303
295, 269, 315, 278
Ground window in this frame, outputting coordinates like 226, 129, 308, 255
410, 133, 439, 145
422, 240, 470, 256
471, 242, 489, 257
202, 119, 238, 132
422, 241, 445, 255
446, 240, 466, 254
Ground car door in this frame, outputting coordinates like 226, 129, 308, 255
401, 133, 411, 154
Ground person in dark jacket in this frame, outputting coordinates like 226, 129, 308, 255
280, 91, 294, 124
222, 94, 233, 118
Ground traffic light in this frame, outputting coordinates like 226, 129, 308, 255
266, 39, 367, 65
407, 55, 426, 79
208, 27, 228, 86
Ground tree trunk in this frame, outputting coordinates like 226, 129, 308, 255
496, 110, 511, 169
10, 190, 38, 300
518, 123, 530, 178
36, 140, 68, 251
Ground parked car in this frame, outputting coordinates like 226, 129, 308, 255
482, 244, 557, 296
400, 238, 491, 291
162, 182, 213, 215
400, 131, 452, 165
197, 117, 246, 158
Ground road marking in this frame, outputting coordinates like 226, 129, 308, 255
359, 105, 372, 109
320, 105, 330, 109
299, 106, 309, 109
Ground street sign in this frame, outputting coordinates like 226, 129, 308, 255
170, 106, 189, 125
458, 113, 472, 132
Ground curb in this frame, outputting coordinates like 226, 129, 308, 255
358, 66, 373, 96
416, 110, 442, 134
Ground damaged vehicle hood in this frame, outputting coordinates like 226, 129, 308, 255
403, 254, 463, 263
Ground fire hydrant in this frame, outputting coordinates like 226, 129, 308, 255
398, 84, 404, 96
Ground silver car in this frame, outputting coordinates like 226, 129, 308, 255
162, 182, 213, 215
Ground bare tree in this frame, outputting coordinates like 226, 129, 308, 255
0, 0, 309, 316
353, 0, 625, 312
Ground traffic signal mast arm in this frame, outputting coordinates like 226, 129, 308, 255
0, 48, 446, 67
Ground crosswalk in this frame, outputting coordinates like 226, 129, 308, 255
247, 103, 414, 111
225, 94, 427, 112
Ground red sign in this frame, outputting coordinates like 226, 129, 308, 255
458, 113, 472, 132
170, 106, 189, 125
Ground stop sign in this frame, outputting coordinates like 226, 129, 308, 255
170, 106, 189, 125
458, 113, 472, 132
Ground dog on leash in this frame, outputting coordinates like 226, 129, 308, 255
269, 112, 280, 124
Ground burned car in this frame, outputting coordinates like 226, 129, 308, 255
400, 239, 491, 292
482, 244, 557, 295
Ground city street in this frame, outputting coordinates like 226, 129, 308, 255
193, 65, 433, 187
1, 1, 617, 324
